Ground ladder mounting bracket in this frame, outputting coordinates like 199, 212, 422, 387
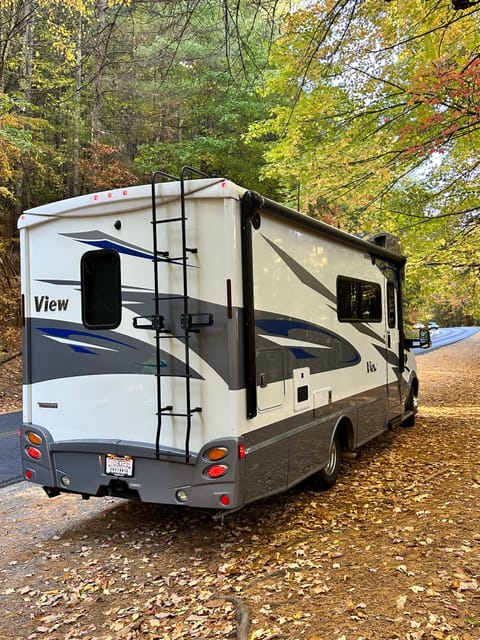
133, 314, 167, 331
180, 313, 214, 331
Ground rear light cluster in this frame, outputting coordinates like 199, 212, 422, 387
25, 431, 43, 459
174, 444, 246, 508
22, 431, 46, 481
203, 446, 229, 479
203, 447, 230, 507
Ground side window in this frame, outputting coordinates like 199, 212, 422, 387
387, 281, 396, 329
81, 249, 121, 329
337, 276, 382, 323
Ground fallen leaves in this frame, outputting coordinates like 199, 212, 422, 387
2, 336, 480, 640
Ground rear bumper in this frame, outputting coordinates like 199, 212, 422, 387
20, 424, 243, 510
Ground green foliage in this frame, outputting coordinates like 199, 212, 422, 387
248, 0, 480, 323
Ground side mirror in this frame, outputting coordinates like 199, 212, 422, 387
404, 328, 431, 350
418, 328, 431, 349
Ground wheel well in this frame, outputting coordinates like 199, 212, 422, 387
335, 416, 354, 452
411, 376, 419, 397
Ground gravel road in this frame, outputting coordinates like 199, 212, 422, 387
0, 332, 479, 640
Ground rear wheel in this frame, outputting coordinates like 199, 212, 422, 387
311, 431, 341, 491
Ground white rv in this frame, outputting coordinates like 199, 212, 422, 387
19, 170, 428, 511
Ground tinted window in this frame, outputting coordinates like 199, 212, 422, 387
81, 250, 121, 329
337, 276, 382, 323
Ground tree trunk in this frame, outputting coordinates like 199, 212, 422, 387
91, 0, 108, 144
72, 12, 83, 196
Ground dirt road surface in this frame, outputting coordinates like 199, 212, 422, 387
0, 333, 479, 640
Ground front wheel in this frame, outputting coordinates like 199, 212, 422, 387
403, 387, 418, 427
311, 431, 341, 491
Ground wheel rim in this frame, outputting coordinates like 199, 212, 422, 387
324, 438, 338, 477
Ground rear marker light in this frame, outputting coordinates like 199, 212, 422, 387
25, 470, 33, 480
205, 447, 228, 461
205, 464, 228, 479
220, 495, 230, 506
238, 443, 246, 459
26, 431, 43, 445
26, 446, 42, 460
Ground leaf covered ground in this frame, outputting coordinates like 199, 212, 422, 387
0, 333, 479, 640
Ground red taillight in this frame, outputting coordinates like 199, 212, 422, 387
205, 464, 228, 479
220, 495, 230, 506
25, 470, 33, 480
26, 446, 42, 460
238, 443, 246, 459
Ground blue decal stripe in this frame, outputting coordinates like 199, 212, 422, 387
78, 239, 153, 260
39, 327, 137, 349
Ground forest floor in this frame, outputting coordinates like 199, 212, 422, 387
0, 333, 479, 640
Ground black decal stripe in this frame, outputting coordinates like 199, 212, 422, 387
261, 235, 337, 305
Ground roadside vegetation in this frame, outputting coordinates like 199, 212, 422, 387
0, 1, 479, 353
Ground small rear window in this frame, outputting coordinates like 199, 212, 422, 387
81, 249, 121, 329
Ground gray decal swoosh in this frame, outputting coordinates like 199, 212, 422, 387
261, 235, 337, 305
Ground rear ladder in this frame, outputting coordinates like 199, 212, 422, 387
133, 167, 213, 462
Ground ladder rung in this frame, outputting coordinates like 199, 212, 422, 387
152, 216, 186, 224
152, 257, 184, 264
159, 408, 202, 418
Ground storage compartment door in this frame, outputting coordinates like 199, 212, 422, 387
256, 347, 285, 411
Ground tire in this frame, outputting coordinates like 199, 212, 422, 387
403, 387, 418, 427
311, 431, 341, 491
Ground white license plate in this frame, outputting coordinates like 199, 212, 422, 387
105, 455, 134, 477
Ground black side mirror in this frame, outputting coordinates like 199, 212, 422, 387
418, 328, 431, 349
404, 328, 431, 350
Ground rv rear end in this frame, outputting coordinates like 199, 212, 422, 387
19, 179, 247, 510
19, 175, 426, 513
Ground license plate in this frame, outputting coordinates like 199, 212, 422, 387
105, 455, 134, 477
